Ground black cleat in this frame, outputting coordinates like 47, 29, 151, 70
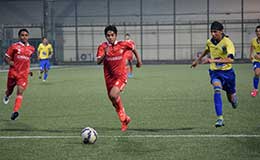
11, 112, 19, 120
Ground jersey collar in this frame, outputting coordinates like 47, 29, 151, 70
18, 41, 30, 46
107, 40, 118, 46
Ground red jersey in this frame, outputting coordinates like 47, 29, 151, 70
124, 40, 135, 61
5, 42, 35, 78
97, 40, 135, 80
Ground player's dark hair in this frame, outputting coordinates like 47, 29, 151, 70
210, 21, 224, 31
18, 28, 29, 36
42, 37, 47, 40
104, 25, 117, 35
255, 25, 260, 32
125, 33, 130, 37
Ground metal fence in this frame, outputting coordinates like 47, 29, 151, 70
0, 0, 260, 64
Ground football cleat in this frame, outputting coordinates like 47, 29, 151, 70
128, 73, 133, 78
215, 119, 224, 128
251, 89, 258, 97
3, 96, 9, 105
121, 116, 131, 132
10, 112, 19, 120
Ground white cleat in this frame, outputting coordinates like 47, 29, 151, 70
3, 96, 9, 105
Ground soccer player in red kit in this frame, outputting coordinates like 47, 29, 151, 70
2, 29, 35, 120
124, 33, 135, 78
96, 25, 142, 132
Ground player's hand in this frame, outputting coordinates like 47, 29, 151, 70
191, 61, 198, 68
202, 58, 211, 64
249, 55, 254, 61
136, 61, 142, 68
29, 71, 33, 77
254, 54, 260, 60
9, 61, 14, 66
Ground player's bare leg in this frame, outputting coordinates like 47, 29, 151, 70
226, 92, 238, 109
3, 78, 16, 105
39, 70, 44, 79
128, 60, 133, 78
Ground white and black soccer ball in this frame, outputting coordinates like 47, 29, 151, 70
81, 127, 98, 144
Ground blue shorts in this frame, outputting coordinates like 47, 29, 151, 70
253, 62, 260, 70
209, 69, 236, 94
40, 59, 50, 71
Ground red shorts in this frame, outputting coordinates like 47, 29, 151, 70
7, 71, 28, 90
105, 77, 127, 94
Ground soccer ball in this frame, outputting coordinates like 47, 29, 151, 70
81, 127, 98, 144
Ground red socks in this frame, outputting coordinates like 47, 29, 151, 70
115, 96, 126, 122
13, 95, 23, 112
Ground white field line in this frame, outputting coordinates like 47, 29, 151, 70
0, 134, 260, 139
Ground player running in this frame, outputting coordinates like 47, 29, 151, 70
191, 21, 238, 128
96, 25, 142, 132
2, 29, 35, 120
37, 37, 53, 82
124, 33, 135, 78
249, 25, 260, 97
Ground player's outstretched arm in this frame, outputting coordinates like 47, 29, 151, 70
132, 49, 142, 68
191, 49, 208, 68
96, 54, 106, 65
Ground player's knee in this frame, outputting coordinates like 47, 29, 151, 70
255, 71, 260, 77
109, 93, 118, 101
213, 85, 222, 93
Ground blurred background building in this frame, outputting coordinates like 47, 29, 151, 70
0, 0, 259, 64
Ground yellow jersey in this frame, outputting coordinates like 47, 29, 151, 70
37, 43, 53, 59
205, 36, 235, 70
251, 37, 260, 62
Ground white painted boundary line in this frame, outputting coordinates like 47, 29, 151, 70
0, 135, 260, 139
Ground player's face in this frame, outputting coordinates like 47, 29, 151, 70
125, 35, 130, 40
19, 31, 29, 43
210, 30, 223, 41
256, 28, 260, 38
42, 38, 48, 45
106, 31, 117, 44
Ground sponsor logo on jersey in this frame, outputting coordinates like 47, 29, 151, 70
106, 56, 123, 61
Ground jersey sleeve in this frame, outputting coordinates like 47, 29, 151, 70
49, 44, 53, 53
31, 46, 36, 56
5, 44, 15, 60
37, 44, 42, 52
205, 40, 210, 51
96, 43, 106, 58
226, 39, 235, 57
125, 41, 135, 50
251, 38, 256, 51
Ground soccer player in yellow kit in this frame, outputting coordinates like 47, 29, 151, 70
191, 21, 238, 127
37, 37, 53, 82
249, 25, 260, 97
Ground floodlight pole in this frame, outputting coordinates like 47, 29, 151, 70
241, 0, 244, 59
75, 0, 79, 62
140, 0, 143, 60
